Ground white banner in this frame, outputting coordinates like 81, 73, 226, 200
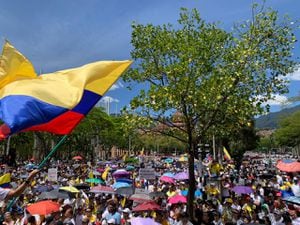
48, 168, 58, 182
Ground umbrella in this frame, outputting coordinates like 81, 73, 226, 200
130, 217, 160, 225
276, 160, 300, 172
168, 195, 187, 204
164, 158, 173, 164
232, 186, 253, 195
160, 176, 175, 184
59, 186, 80, 193
38, 189, 69, 200
112, 169, 130, 178
25, 163, 37, 170
129, 193, 152, 202
112, 182, 131, 189
92, 170, 101, 176
126, 165, 135, 171
181, 189, 202, 198
162, 172, 175, 178
33, 185, 54, 193
116, 187, 134, 196
149, 191, 166, 198
26, 200, 60, 215
174, 172, 189, 180
72, 156, 83, 160
132, 201, 162, 212
96, 167, 105, 173
72, 164, 81, 169
116, 178, 133, 184
283, 196, 300, 205
73, 183, 90, 190
85, 178, 105, 184
90, 185, 115, 194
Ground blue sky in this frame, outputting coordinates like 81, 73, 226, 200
1, 0, 299, 114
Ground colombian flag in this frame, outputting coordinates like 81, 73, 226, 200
0, 41, 132, 138
101, 166, 110, 180
223, 147, 232, 161
0, 173, 11, 188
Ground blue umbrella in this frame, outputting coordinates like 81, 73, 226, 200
34, 185, 54, 193
112, 182, 131, 189
116, 178, 133, 184
181, 189, 202, 197
162, 172, 175, 178
126, 165, 135, 171
283, 196, 300, 205
281, 190, 294, 198
164, 158, 173, 164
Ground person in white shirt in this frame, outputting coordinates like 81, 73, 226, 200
291, 178, 300, 197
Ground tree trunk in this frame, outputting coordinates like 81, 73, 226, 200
187, 144, 196, 220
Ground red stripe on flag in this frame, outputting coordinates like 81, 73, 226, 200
25, 111, 85, 134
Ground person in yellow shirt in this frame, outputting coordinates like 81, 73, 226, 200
85, 207, 97, 224
210, 161, 223, 177
205, 183, 220, 199
167, 185, 177, 198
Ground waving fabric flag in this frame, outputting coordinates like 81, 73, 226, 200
223, 147, 232, 161
0, 173, 11, 188
0, 42, 132, 139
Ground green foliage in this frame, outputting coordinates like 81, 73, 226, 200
124, 6, 297, 146
124, 157, 139, 164
274, 111, 300, 146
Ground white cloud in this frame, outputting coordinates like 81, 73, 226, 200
265, 94, 289, 106
100, 96, 119, 103
109, 81, 124, 91
284, 67, 300, 81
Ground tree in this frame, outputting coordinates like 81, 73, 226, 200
124, 5, 298, 219
274, 111, 300, 147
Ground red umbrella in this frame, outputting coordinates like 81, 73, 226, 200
90, 185, 115, 194
72, 156, 83, 160
129, 193, 152, 202
26, 200, 60, 215
276, 160, 300, 172
168, 195, 187, 204
132, 201, 162, 212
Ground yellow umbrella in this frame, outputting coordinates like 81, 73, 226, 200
59, 186, 80, 193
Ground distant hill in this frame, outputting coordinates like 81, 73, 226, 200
255, 104, 300, 129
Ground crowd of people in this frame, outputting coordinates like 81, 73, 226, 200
0, 152, 299, 225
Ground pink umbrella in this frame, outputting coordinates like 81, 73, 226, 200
168, 195, 187, 204
160, 176, 175, 184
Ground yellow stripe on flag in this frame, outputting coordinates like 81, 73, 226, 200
223, 147, 232, 161
0, 173, 10, 186
101, 167, 110, 180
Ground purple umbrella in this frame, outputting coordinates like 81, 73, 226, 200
174, 172, 189, 180
112, 169, 130, 178
232, 185, 253, 195
130, 217, 160, 225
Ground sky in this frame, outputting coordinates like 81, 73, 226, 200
1, 0, 299, 114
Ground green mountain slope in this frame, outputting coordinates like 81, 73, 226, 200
255, 104, 300, 129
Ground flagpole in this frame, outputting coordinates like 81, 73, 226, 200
6, 135, 68, 211
37, 135, 68, 169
